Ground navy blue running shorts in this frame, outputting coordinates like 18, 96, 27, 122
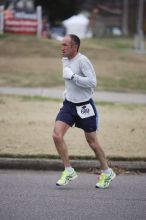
56, 99, 98, 132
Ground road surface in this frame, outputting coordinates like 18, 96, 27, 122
0, 170, 146, 220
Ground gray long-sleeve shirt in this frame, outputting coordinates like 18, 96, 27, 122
62, 53, 97, 103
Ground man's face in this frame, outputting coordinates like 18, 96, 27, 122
61, 36, 77, 59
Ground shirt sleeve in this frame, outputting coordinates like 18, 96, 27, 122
73, 57, 97, 88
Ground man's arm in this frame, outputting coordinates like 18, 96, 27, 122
72, 74, 96, 88
63, 57, 96, 88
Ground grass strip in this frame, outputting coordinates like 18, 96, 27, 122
0, 154, 146, 161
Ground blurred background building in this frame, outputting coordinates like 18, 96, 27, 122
0, 0, 146, 38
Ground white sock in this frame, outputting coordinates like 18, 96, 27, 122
65, 166, 74, 174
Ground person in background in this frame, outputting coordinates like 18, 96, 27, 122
52, 34, 116, 189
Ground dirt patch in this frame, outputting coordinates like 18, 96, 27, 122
0, 95, 146, 159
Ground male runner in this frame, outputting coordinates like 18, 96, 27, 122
52, 34, 116, 188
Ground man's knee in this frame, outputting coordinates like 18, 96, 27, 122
85, 135, 98, 150
86, 136, 93, 145
52, 131, 63, 143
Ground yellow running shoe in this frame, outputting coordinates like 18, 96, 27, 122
96, 168, 116, 189
56, 170, 77, 186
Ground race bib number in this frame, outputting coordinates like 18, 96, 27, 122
76, 104, 95, 119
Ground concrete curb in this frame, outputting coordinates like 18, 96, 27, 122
0, 158, 146, 172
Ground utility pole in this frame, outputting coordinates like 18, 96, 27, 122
122, 0, 129, 36
134, 0, 145, 52
37, 6, 42, 38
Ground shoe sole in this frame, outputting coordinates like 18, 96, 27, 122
95, 172, 116, 189
56, 174, 78, 186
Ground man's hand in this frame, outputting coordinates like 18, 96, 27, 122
63, 67, 74, 80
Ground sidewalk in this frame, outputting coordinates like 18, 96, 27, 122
0, 86, 146, 104
0, 86, 146, 172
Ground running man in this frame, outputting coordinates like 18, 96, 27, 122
52, 34, 116, 188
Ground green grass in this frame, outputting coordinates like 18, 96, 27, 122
0, 153, 145, 161
0, 34, 146, 93
0, 34, 60, 57
1, 94, 143, 109
82, 37, 135, 49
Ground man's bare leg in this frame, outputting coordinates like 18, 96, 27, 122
53, 121, 78, 186
52, 121, 71, 167
84, 131, 109, 170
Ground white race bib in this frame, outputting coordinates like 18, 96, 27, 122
76, 104, 95, 119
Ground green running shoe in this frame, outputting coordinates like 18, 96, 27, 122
96, 168, 116, 189
56, 170, 77, 186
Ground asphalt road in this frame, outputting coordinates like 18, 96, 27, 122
0, 170, 146, 220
